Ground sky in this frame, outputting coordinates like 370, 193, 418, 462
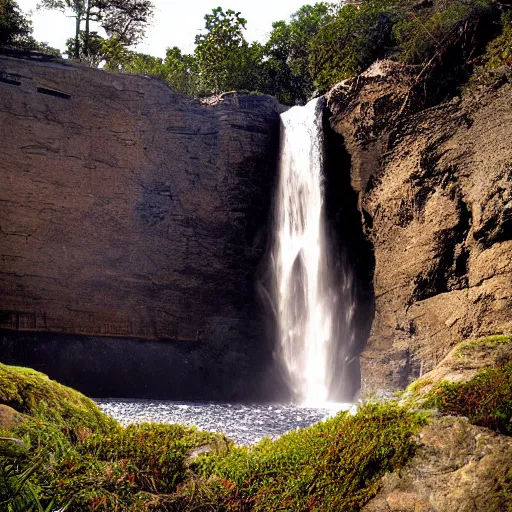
17, 0, 313, 58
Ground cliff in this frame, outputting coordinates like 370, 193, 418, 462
0, 51, 282, 399
328, 60, 512, 393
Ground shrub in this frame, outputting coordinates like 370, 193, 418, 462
393, 0, 494, 64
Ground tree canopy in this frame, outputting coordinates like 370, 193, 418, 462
38, 0, 154, 64
0, 0, 60, 54
5, 0, 509, 104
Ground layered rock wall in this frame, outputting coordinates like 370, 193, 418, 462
0, 52, 281, 399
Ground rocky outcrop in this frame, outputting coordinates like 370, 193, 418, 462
0, 52, 282, 399
328, 60, 512, 393
363, 416, 512, 512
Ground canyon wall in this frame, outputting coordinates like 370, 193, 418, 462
328, 61, 512, 393
0, 51, 282, 399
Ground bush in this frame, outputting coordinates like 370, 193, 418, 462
393, 0, 495, 64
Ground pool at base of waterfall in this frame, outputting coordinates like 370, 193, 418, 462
95, 400, 352, 445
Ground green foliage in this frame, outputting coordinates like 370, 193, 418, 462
39, 0, 154, 64
186, 402, 426, 511
264, 3, 338, 104
480, 10, 512, 68
310, 0, 400, 92
393, 0, 494, 64
115, 46, 200, 96
0, 0, 60, 54
424, 359, 512, 434
0, 0, 31, 47
40, 423, 230, 510
194, 7, 263, 94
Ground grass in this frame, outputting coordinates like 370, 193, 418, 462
423, 360, 512, 434
0, 363, 429, 511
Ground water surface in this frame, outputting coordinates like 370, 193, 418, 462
96, 399, 350, 445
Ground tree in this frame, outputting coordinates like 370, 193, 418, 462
162, 46, 200, 95
38, 0, 154, 64
310, 0, 399, 92
194, 7, 263, 94
264, 3, 338, 104
0, 0, 60, 55
0, 0, 32, 47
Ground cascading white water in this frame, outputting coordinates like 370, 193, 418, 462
273, 98, 352, 405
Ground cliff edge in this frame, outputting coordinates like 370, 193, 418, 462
328, 61, 512, 393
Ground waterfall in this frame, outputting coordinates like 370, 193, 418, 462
272, 98, 355, 405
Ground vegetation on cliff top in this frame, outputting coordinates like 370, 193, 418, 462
3, 0, 510, 104
113, 0, 507, 102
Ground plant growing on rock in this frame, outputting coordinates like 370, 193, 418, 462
424, 358, 512, 434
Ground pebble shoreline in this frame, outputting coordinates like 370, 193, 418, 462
95, 399, 349, 445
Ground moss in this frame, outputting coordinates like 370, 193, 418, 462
0, 363, 115, 434
180, 402, 428, 511
424, 360, 512, 434
455, 334, 512, 354
405, 377, 433, 395
0, 362, 429, 511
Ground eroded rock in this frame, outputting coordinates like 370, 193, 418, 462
363, 416, 512, 512
328, 61, 512, 394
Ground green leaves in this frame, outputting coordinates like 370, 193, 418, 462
0, 0, 33, 48
264, 3, 336, 104
194, 7, 260, 94
310, 0, 399, 92
39, 0, 154, 65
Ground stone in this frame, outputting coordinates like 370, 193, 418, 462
363, 417, 512, 512
327, 60, 512, 394
0, 404, 24, 430
0, 51, 282, 400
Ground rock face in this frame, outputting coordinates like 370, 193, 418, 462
328, 61, 512, 393
0, 51, 282, 400
363, 416, 512, 512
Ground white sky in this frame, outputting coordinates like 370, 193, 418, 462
17, 0, 315, 57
